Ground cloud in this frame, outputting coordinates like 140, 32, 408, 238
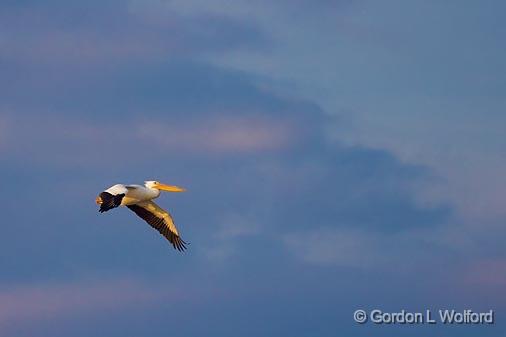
283, 228, 383, 268
0, 113, 297, 169
0, 56, 450, 276
0, 56, 450, 286
464, 258, 506, 287
0, 277, 180, 328
0, 58, 328, 167
137, 116, 294, 154
0, 2, 267, 67
213, 213, 261, 240
201, 213, 262, 261
165, 0, 354, 20
0, 116, 8, 152
281, 225, 448, 269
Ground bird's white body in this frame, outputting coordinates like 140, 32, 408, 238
96, 180, 187, 251
105, 184, 161, 205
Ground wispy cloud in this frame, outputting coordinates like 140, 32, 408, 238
0, 2, 267, 67
213, 213, 261, 240
0, 277, 181, 328
0, 114, 297, 167
0, 116, 8, 152
138, 116, 294, 154
464, 258, 506, 287
201, 213, 261, 261
282, 225, 452, 271
283, 228, 384, 268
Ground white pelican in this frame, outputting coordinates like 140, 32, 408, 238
96, 180, 187, 251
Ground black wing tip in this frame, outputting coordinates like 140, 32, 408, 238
173, 237, 188, 252
98, 205, 113, 213
98, 192, 125, 213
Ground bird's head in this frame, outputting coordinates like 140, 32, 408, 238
145, 180, 186, 192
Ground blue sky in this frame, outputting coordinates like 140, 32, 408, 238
0, 1, 505, 336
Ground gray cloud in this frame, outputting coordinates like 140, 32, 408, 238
0, 1, 268, 68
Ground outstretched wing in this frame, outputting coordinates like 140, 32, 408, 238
127, 201, 187, 251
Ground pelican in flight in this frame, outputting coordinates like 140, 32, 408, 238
96, 180, 187, 251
